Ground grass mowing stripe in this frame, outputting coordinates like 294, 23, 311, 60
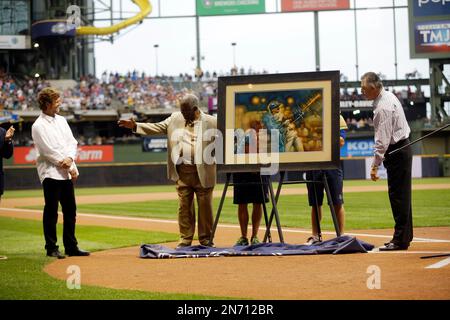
0, 216, 233, 300
4, 177, 450, 199
21, 189, 449, 231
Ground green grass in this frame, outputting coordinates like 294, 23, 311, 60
33, 189, 449, 231
334, 177, 450, 187
2, 185, 177, 199
0, 217, 230, 300
4, 177, 450, 199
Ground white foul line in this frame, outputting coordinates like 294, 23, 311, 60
425, 257, 450, 269
1, 207, 450, 243
369, 249, 450, 255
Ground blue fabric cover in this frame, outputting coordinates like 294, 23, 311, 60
140, 235, 374, 259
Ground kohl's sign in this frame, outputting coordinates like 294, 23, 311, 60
414, 0, 450, 17
341, 139, 375, 157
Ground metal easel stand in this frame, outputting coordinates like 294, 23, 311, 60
208, 172, 283, 246
263, 171, 341, 244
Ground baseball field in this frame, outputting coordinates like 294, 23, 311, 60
0, 177, 449, 300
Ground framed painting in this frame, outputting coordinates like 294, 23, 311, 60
217, 71, 341, 173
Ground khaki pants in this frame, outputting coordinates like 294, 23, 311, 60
176, 164, 214, 245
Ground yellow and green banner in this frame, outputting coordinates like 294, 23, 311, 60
196, 0, 266, 16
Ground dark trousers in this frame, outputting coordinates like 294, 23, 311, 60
383, 139, 413, 246
42, 178, 78, 252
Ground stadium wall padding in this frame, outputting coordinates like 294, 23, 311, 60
4, 156, 443, 190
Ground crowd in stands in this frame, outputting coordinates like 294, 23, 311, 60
345, 117, 374, 132
11, 128, 141, 147
0, 67, 278, 113
340, 86, 426, 132
1, 68, 427, 114
0, 71, 219, 112
340, 86, 424, 103
2, 69, 432, 146
0, 74, 51, 111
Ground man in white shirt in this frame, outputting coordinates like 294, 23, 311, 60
32, 88, 90, 259
361, 72, 413, 251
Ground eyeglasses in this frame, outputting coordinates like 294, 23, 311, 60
361, 86, 370, 94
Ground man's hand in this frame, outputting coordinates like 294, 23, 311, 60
370, 165, 379, 181
69, 168, 79, 182
5, 126, 15, 141
60, 157, 73, 169
118, 118, 136, 130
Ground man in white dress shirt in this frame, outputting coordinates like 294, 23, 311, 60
32, 88, 90, 259
361, 72, 413, 251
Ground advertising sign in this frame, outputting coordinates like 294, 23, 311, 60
14, 145, 114, 165
31, 20, 76, 39
413, 0, 450, 17
196, 0, 265, 16
364, 156, 422, 179
409, 0, 450, 58
413, 20, 450, 55
0, 36, 31, 49
340, 138, 375, 158
281, 0, 350, 12
142, 137, 167, 152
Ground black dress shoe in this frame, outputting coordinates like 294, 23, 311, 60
379, 243, 409, 251
65, 248, 90, 256
47, 249, 66, 259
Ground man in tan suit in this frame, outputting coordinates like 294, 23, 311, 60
118, 94, 217, 248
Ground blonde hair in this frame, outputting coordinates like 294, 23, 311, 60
37, 87, 60, 111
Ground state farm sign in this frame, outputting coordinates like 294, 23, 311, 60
14, 145, 114, 164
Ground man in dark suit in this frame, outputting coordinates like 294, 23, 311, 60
0, 124, 14, 260
0, 125, 14, 201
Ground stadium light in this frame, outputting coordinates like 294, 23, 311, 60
353, 109, 360, 115
154, 44, 159, 76
231, 42, 237, 68
34, 73, 40, 78
33, 43, 39, 48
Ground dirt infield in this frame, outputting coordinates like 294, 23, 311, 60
1, 207, 449, 299
42, 223, 449, 300
1, 184, 449, 300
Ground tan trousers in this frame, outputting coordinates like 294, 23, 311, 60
176, 164, 214, 245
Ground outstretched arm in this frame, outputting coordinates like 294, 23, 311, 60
118, 115, 171, 136
0, 126, 14, 159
